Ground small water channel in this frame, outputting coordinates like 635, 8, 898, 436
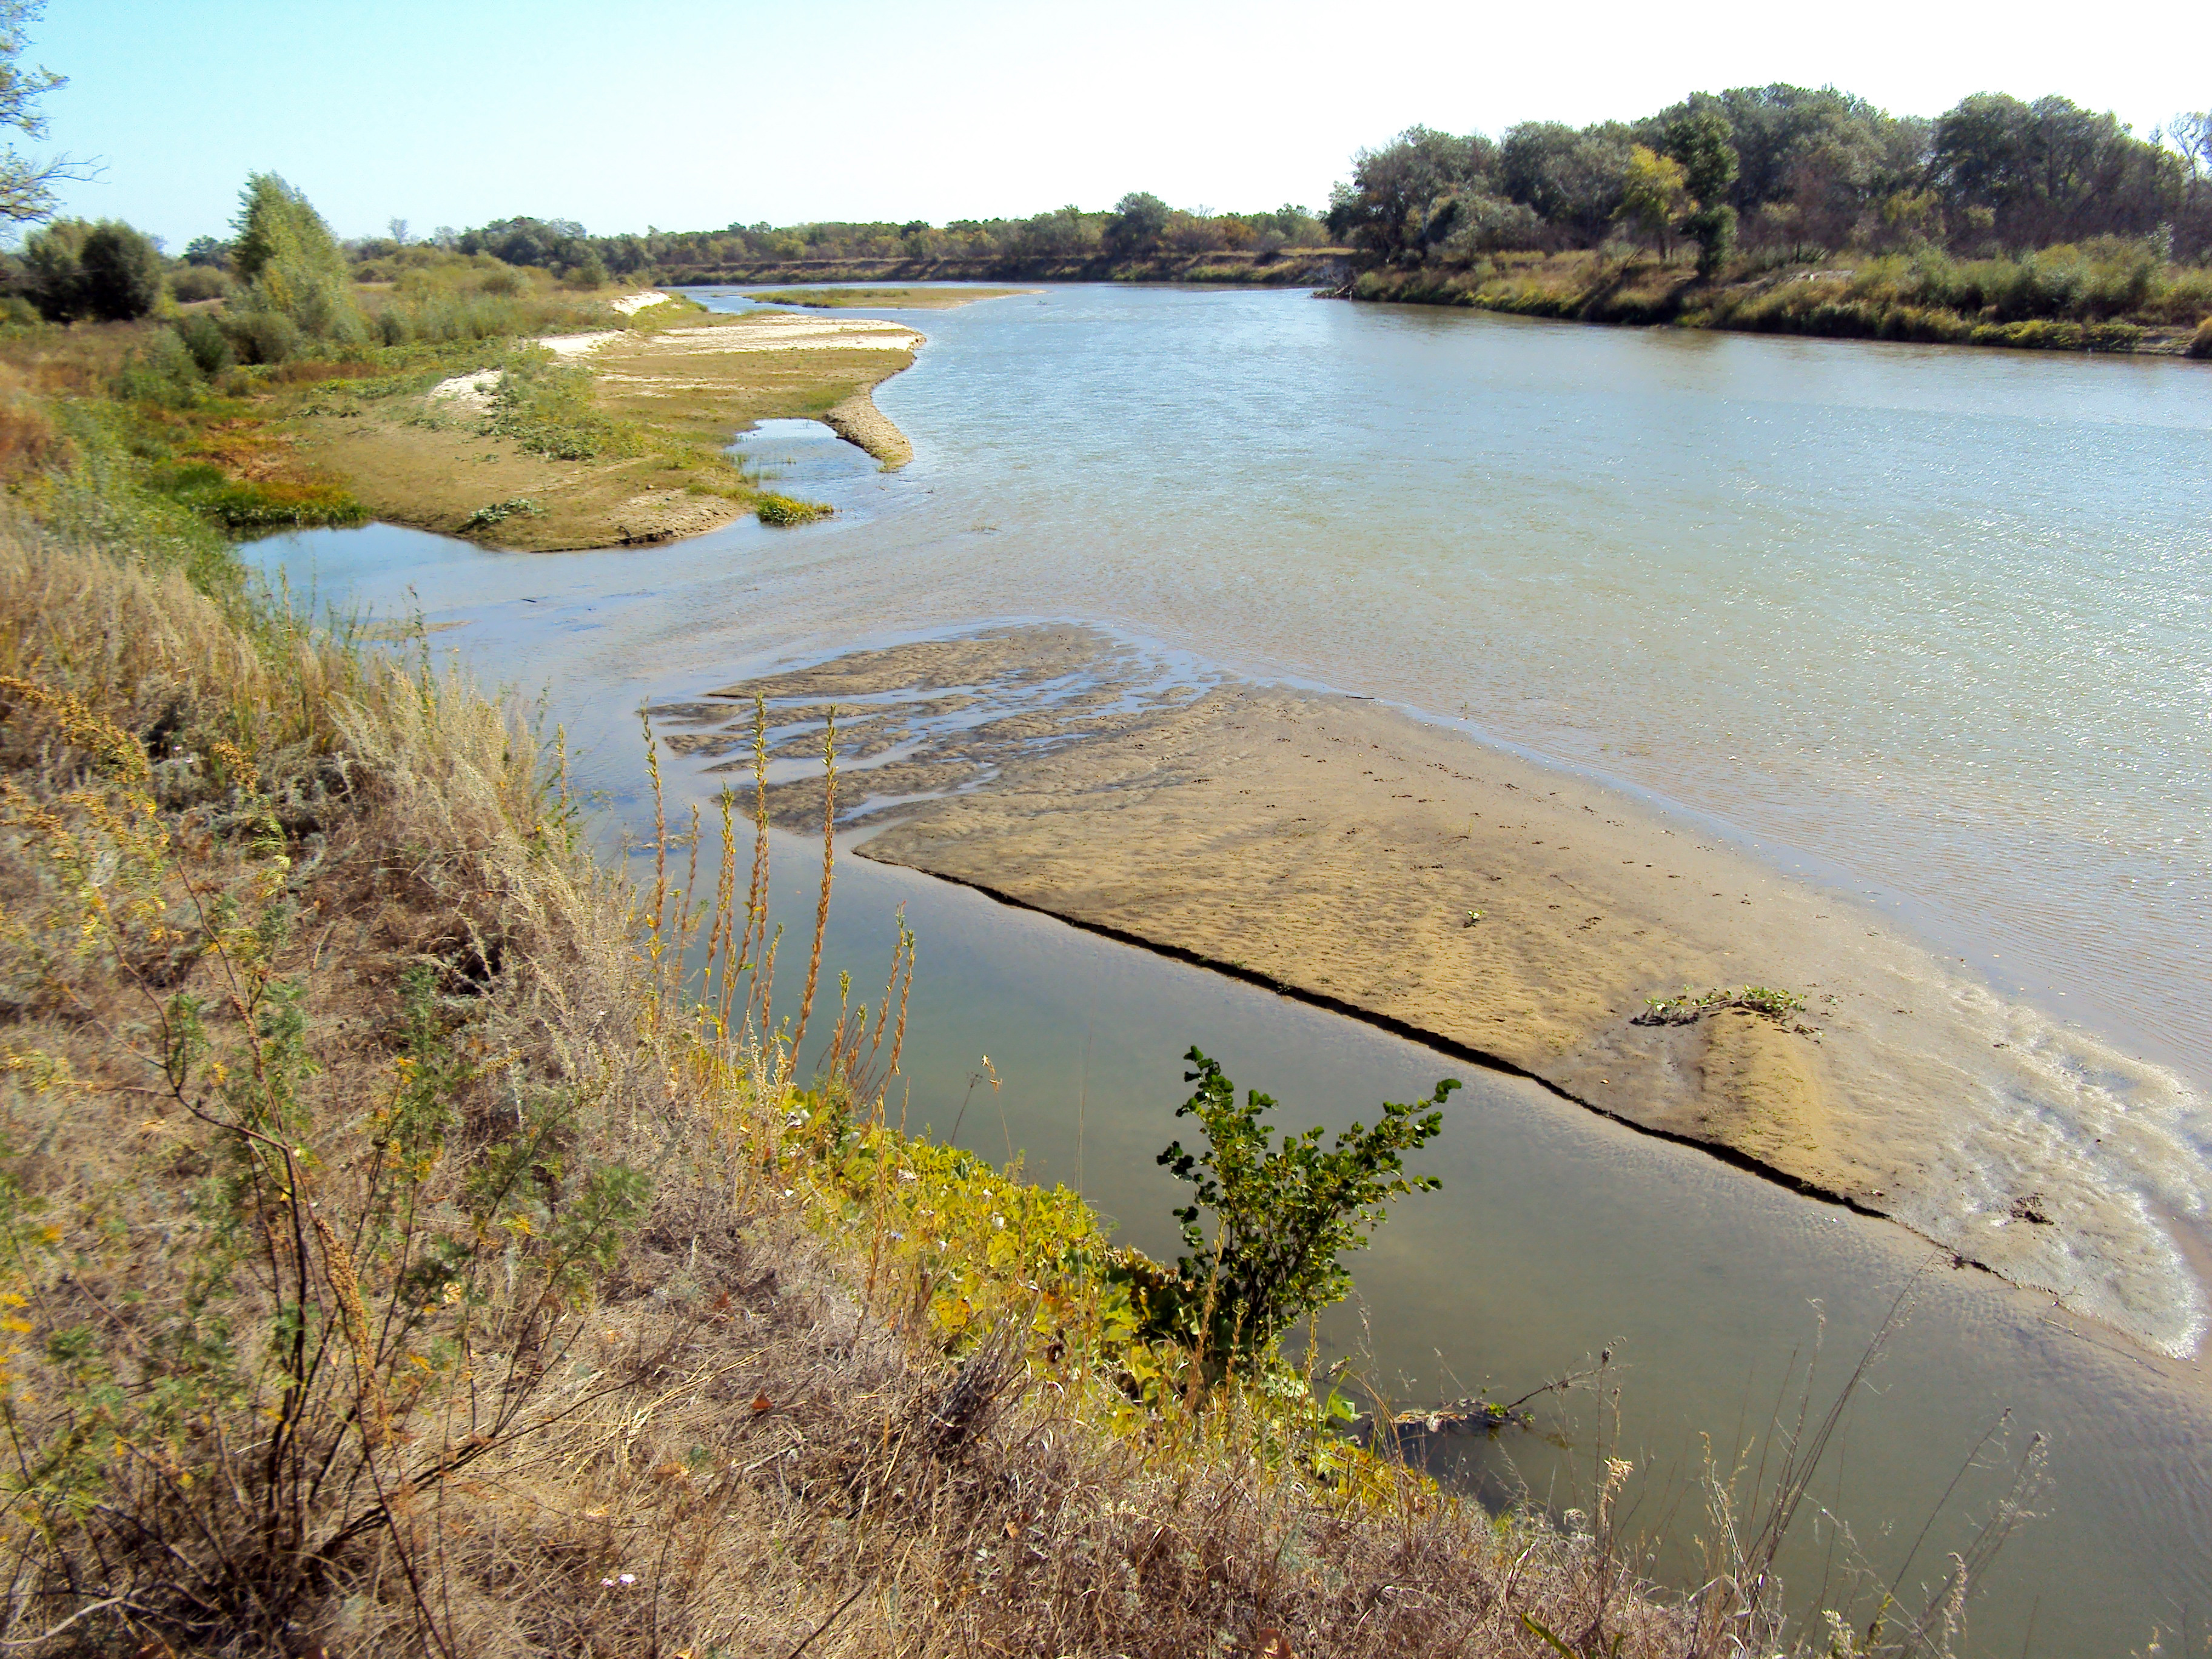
246, 284, 2212, 1654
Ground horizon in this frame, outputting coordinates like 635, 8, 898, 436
27, 0, 2212, 249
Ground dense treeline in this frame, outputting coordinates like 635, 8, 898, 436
438, 198, 1329, 276
1327, 85, 2212, 273
7, 82, 2208, 361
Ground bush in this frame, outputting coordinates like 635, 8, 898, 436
755, 492, 833, 525
21, 220, 168, 322
78, 222, 164, 320
167, 263, 230, 304
1141, 1046, 1453, 1370
111, 330, 204, 406
19, 219, 87, 320
229, 172, 366, 347
223, 306, 303, 364
175, 311, 236, 375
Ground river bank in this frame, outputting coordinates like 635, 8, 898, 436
283, 297, 933, 549
664, 248, 1349, 287
1342, 250, 2212, 356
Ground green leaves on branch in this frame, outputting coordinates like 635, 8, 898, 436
1145, 1045, 1455, 1370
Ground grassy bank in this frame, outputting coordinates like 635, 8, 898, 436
1346, 242, 2212, 356
280, 294, 916, 550
0, 361, 2032, 1652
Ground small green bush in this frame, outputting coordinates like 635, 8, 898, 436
175, 312, 236, 376
112, 332, 204, 406
460, 496, 543, 531
756, 492, 833, 525
1141, 1047, 1453, 1370
168, 264, 230, 304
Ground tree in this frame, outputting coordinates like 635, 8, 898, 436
1105, 190, 1170, 258
1667, 108, 1740, 276
1496, 121, 1634, 244
229, 173, 361, 354
1147, 1047, 1454, 1368
1327, 126, 1496, 265
0, 1, 91, 224
1617, 144, 1689, 258
77, 220, 161, 319
18, 214, 81, 318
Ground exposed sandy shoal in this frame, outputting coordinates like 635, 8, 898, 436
822, 388, 912, 469
651, 625, 2212, 1355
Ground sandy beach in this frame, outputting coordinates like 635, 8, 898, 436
650, 625, 2210, 1355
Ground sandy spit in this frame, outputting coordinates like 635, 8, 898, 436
823, 388, 913, 468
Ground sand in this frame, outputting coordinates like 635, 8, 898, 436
649, 625, 2211, 1355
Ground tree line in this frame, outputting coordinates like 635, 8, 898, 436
1326, 85, 2212, 276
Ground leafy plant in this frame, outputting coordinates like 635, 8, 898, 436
1145, 1047, 1454, 1370
1637, 984, 1812, 1029
756, 492, 833, 525
461, 495, 544, 531
483, 352, 643, 461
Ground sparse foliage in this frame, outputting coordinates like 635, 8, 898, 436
0, 1, 90, 223
1149, 1047, 1454, 1367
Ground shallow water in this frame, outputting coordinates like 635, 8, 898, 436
249, 286, 2212, 1652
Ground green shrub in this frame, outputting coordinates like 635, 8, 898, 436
168, 263, 230, 304
19, 218, 88, 320
224, 307, 303, 364
1140, 1046, 1453, 1370
460, 495, 543, 531
484, 352, 643, 460
112, 331, 204, 406
755, 492, 833, 525
175, 312, 236, 375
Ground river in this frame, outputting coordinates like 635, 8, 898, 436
252, 284, 2212, 1655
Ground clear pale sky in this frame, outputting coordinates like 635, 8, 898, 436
26, 0, 2211, 247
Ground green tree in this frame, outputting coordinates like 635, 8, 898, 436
78, 220, 161, 320
0, 1, 90, 224
1105, 190, 1171, 258
1667, 108, 1740, 276
1150, 1046, 1455, 1369
18, 212, 82, 318
1617, 143, 1689, 258
1499, 121, 1633, 243
1328, 126, 1498, 264
229, 172, 362, 354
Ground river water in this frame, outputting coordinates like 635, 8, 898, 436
252, 285, 2212, 1654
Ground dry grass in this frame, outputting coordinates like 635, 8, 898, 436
0, 510, 2033, 1655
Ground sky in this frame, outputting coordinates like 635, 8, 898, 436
23, 0, 2212, 247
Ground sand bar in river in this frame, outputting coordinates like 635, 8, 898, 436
649, 625, 2211, 1356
